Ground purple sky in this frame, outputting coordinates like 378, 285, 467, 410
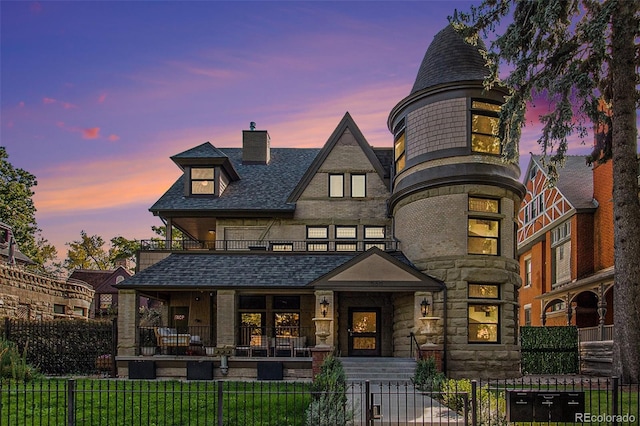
1, 1, 599, 260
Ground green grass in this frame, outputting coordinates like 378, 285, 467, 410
0, 379, 312, 426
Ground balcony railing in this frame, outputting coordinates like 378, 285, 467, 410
138, 326, 214, 356
140, 239, 399, 252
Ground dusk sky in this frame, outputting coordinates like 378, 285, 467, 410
1, 1, 599, 261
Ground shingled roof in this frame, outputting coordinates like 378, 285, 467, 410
150, 147, 320, 213
116, 250, 417, 289
531, 155, 596, 211
410, 24, 489, 94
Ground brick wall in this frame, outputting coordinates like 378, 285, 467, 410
592, 161, 615, 270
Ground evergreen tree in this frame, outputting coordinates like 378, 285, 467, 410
453, 0, 639, 383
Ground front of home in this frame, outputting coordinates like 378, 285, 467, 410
116, 24, 525, 380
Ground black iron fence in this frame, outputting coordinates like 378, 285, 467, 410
0, 377, 638, 425
3, 318, 116, 377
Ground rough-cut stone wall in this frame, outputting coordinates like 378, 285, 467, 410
0, 263, 94, 320
579, 340, 612, 376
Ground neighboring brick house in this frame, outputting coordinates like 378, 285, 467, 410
116, 25, 525, 380
517, 156, 615, 339
69, 266, 131, 318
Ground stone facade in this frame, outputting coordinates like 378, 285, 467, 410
0, 263, 94, 320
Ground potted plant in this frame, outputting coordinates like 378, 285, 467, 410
140, 328, 157, 356
204, 342, 216, 356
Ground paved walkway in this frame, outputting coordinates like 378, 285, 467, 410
347, 382, 465, 425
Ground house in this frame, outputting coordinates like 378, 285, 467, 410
517, 155, 615, 336
68, 266, 132, 318
0, 222, 94, 320
116, 24, 525, 380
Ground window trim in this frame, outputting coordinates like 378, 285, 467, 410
470, 99, 501, 155
335, 226, 357, 239
393, 120, 406, 175
467, 196, 501, 256
190, 167, 216, 196
364, 226, 385, 240
467, 282, 501, 344
351, 174, 366, 198
524, 257, 532, 288
329, 174, 344, 198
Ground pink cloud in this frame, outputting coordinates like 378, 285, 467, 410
18, 101, 25, 108
30, 2, 42, 14
82, 127, 100, 139
56, 121, 65, 128
62, 102, 76, 109
108, 134, 120, 141
98, 93, 107, 103
43, 97, 56, 104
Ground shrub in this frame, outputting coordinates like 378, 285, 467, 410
412, 357, 446, 392
520, 326, 579, 374
0, 338, 39, 382
306, 354, 354, 425
441, 378, 507, 426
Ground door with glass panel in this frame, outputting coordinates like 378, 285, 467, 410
348, 308, 381, 356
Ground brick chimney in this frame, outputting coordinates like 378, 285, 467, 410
242, 122, 270, 164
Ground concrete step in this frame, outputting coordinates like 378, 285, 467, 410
339, 357, 416, 383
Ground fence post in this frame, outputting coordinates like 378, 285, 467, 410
217, 381, 224, 426
111, 317, 118, 378
471, 380, 478, 426
612, 376, 619, 426
67, 379, 75, 426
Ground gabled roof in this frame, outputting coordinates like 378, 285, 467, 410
170, 142, 240, 180
150, 148, 320, 215
287, 112, 388, 202
310, 248, 444, 292
69, 266, 131, 293
528, 155, 596, 211
411, 25, 489, 94
115, 249, 435, 291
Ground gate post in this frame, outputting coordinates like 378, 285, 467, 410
217, 381, 224, 426
612, 376, 619, 426
365, 380, 371, 425
471, 380, 478, 426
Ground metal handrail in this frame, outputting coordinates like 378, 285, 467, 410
408, 331, 421, 360
139, 238, 399, 252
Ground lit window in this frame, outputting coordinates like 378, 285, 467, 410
271, 243, 293, 252
468, 283, 500, 343
307, 226, 328, 251
191, 168, 214, 195
471, 100, 501, 154
329, 174, 344, 197
468, 197, 500, 255
394, 124, 406, 174
351, 174, 366, 198
336, 226, 357, 239
364, 226, 385, 239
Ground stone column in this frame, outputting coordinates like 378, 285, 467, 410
216, 290, 236, 347
117, 289, 139, 356
313, 290, 334, 347
165, 218, 172, 247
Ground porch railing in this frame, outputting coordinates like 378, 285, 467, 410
139, 239, 399, 252
578, 324, 614, 342
136, 325, 313, 357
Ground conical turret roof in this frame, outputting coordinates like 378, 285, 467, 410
410, 25, 489, 94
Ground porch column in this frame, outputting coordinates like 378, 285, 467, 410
117, 289, 139, 356
165, 218, 173, 246
415, 291, 443, 370
597, 284, 607, 341
313, 290, 334, 347
216, 290, 236, 348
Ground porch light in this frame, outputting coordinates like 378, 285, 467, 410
320, 297, 330, 317
420, 298, 430, 317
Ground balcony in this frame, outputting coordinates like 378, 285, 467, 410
139, 239, 399, 253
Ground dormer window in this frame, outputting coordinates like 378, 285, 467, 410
471, 100, 501, 155
191, 168, 215, 195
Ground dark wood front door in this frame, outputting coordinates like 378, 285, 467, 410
348, 308, 381, 356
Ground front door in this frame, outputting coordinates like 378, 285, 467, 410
348, 308, 381, 356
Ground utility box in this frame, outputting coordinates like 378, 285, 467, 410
257, 361, 283, 380
128, 360, 156, 379
506, 390, 584, 422
187, 361, 214, 380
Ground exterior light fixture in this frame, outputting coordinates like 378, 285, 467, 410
420, 298, 430, 317
320, 297, 330, 317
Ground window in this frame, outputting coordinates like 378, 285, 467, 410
523, 304, 532, 326
364, 226, 386, 250
99, 294, 113, 310
468, 197, 500, 255
468, 283, 500, 343
336, 226, 357, 251
471, 100, 501, 154
274, 296, 300, 337
329, 174, 344, 197
191, 167, 215, 195
271, 243, 293, 252
394, 121, 406, 174
351, 174, 366, 198
523, 194, 544, 224
551, 221, 571, 286
73, 306, 86, 317
239, 296, 266, 345
307, 226, 328, 251
524, 258, 532, 288
53, 304, 65, 315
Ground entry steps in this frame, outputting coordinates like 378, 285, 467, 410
339, 357, 417, 383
